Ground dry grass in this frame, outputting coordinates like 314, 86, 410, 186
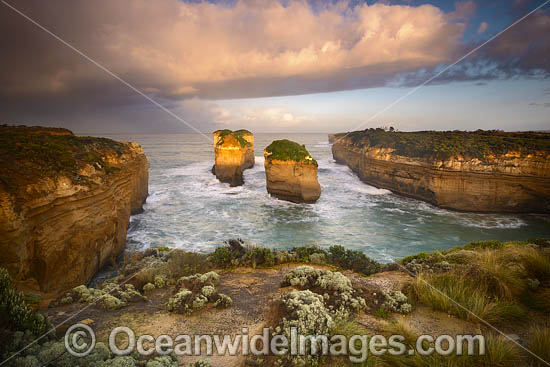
528, 324, 550, 367
412, 243, 550, 325
372, 321, 524, 367
413, 273, 525, 324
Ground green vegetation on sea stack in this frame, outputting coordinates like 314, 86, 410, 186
335, 128, 550, 160
264, 139, 317, 165
0, 124, 126, 193
214, 129, 252, 148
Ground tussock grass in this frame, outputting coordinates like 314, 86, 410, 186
411, 241, 550, 325
373, 321, 523, 367
413, 273, 525, 324
528, 324, 550, 367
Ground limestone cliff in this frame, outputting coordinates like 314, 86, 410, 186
0, 125, 149, 294
331, 130, 550, 213
212, 129, 254, 186
264, 139, 321, 203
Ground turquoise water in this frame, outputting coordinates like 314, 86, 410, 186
101, 133, 550, 262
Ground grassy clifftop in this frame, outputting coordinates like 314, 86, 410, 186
334, 129, 550, 160
0, 125, 127, 193
265, 139, 317, 165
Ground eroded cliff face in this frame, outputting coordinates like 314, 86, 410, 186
212, 130, 254, 186
0, 128, 149, 294
332, 136, 550, 213
264, 159, 321, 203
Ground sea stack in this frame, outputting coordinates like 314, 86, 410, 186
264, 139, 321, 203
212, 129, 254, 186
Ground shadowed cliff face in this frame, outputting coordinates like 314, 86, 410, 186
0, 126, 149, 294
331, 134, 550, 213
212, 130, 254, 187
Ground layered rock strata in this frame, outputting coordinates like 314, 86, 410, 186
212, 129, 254, 186
331, 132, 550, 213
264, 139, 321, 203
0, 126, 149, 294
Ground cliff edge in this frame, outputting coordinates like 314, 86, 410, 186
0, 125, 149, 294
264, 139, 321, 203
331, 129, 550, 213
212, 129, 254, 186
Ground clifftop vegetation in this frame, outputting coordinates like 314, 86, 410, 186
334, 129, 550, 160
0, 125, 127, 193
214, 129, 252, 148
265, 139, 317, 165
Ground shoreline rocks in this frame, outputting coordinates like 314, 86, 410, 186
212, 129, 254, 186
0, 126, 149, 294
264, 139, 321, 203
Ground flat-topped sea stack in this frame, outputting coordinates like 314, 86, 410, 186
332, 129, 550, 213
264, 139, 321, 203
0, 125, 149, 294
212, 129, 254, 186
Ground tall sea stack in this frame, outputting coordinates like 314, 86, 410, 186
264, 139, 321, 203
212, 129, 254, 186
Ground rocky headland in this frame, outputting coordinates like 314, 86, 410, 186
0, 125, 149, 295
212, 129, 254, 186
331, 129, 550, 213
264, 139, 321, 203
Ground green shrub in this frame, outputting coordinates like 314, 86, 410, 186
264, 139, 317, 165
462, 240, 504, 250
214, 129, 252, 148
339, 129, 550, 160
375, 306, 390, 319
328, 245, 381, 275
0, 125, 128, 195
400, 252, 429, 265
244, 247, 274, 268
0, 268, 50, 337
290, 245, 327, 262
209, 247, 235, 268
167, 272, 231, 315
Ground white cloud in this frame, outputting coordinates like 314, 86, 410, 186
477, 21, 489, 34
242, 107, 315, 127
1, 0, 467, 99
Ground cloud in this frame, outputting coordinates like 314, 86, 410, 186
0, 0, 548, 133
477, 21, 489, 34
447, 1, 477, 21
175, 98, 232, 126
241, 107, 316, 129
387, 8, 550, 87
0, 0, 466, 101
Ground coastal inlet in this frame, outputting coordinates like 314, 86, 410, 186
116, 133, 550, 261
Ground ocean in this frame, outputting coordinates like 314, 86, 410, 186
100, 133, 550, 262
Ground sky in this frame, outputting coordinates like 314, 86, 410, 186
0, 0, 548, 134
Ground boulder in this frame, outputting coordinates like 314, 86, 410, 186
212, 129, 254, 186
264, 139, 321, 203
